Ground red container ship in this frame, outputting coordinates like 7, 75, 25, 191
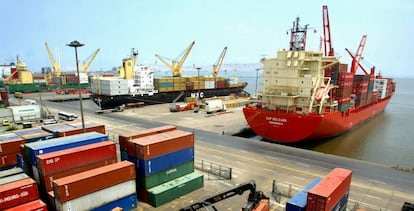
243, 6, 396, 144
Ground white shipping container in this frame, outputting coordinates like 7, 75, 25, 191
204, 81, 215, 89
54, 179, 136, 211
9, 105, 41, 122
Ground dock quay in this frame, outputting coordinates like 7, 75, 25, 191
4, 93, 414, 210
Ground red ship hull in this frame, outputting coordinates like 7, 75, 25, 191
242, 96, 393, 143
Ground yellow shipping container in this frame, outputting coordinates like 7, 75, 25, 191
18, 71, 34, 84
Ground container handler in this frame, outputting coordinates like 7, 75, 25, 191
180, 180, 269, 211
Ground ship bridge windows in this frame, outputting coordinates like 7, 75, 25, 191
293, 51, 299, 58
287, 51, 292, 58
287, 60, 291, 67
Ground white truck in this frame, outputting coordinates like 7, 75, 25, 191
205, 99, 226, 114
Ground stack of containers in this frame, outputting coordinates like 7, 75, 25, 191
352, 75, 370, 108
306, 168, 352, 211
119, 125, 204, 207
0, 133, 25, 170
35, 141, 118, 193
0, 169, 47, 210
52, 161, 136, 211
286, 177, 322, 211
14, 127, 55, 143
41, 122, 106, 137
23, 132, 108, 181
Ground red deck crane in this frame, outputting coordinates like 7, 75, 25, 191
346, 35, 369, 75
322, 5, 334, 56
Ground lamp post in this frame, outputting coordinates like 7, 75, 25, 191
67, 40, 85, 133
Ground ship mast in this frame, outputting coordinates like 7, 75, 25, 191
289, 17, 309, 51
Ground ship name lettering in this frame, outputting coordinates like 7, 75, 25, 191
265, 116, 287, 123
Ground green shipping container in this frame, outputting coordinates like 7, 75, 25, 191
137, 161, 194, 189
147, 172, 204, 207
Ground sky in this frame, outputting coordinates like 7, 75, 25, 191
1, 0, 413, 78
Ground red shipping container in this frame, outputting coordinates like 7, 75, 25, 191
3, 199, 47, 211
36, 141, 117, 176
0, 139, 25, 156
306, 168, 352, 211
119, 125, 177, 152
0, 153, 18, 168
53, 161, 135, 202
40, 158, 117, 192
0, 178, 39, 210
253, 199, 269, 211
339, 64, 348, 72
127, 130, 194, 160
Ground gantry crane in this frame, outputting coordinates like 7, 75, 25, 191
155, 40, 195, 77
322, 5, 334, 56
212, 47, 227, 78
45, 42, 61, 77
346, 35, 369, 75
82, 48, 100, 73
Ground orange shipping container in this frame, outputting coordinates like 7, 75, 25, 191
53, 161, 135, 202
119, 125, 177, 152
127, 130, 194, 160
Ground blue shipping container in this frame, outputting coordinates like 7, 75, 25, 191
128, 147, 194, 176
0, 133, 20, 141
25, 132, 108, 166
14, 127, 44, 136
91, 194, 137, 211
286, 177, 323, 211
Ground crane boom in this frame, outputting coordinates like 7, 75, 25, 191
45, 42, 61, 77
212, 47, 227, 77
348, 35, 368, 74
155, 40, 195, 77
82, 48, 100, 73
322, 5, 334, 56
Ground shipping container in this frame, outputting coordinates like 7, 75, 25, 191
0, 173, 28, 185
0, 178, 39, 210
24, 132, 108, 167
54, 179, 136, 211
286, 177, 322, 211
39, 158, 117, 193
8, 105, 41, 122
3, 199, 47, 211
52, 161, 135, 202
137, 160, 194, 189
0, 153, 18, 169
253, 199, 270, 211
0, 167, 23, 178
127, 130, 194, 159
119, 125, 177, 153
128, 147, 194, 176
146, 172, 204, 207
91, 193, 137, 211
36, 141, 117, 176
306, 168, 352, 211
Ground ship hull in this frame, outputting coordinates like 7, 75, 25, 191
91, 86, 248, 110
242, 96, 393, 143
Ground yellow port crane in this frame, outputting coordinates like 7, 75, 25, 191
45, 42, 61, 77
82, 48, 100, 73
155, 40, 195, 77
212, 46, 227, 78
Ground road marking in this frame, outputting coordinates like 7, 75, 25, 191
366, 194, 382, 200
216, 144, 226, 148
264, 168, 274, 173
212, 155, 223, 159
369, 179, 387, 185
265, 155, 279, 160
239, 150, 249, 154
293, 175, 306, 180
295, 162, 310, 167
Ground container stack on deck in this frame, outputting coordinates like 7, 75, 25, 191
119, 125, 204, 207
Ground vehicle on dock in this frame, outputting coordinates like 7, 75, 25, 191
58, 111, 78, 121
95, 105, 125, 114
205, 99, 226, 114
